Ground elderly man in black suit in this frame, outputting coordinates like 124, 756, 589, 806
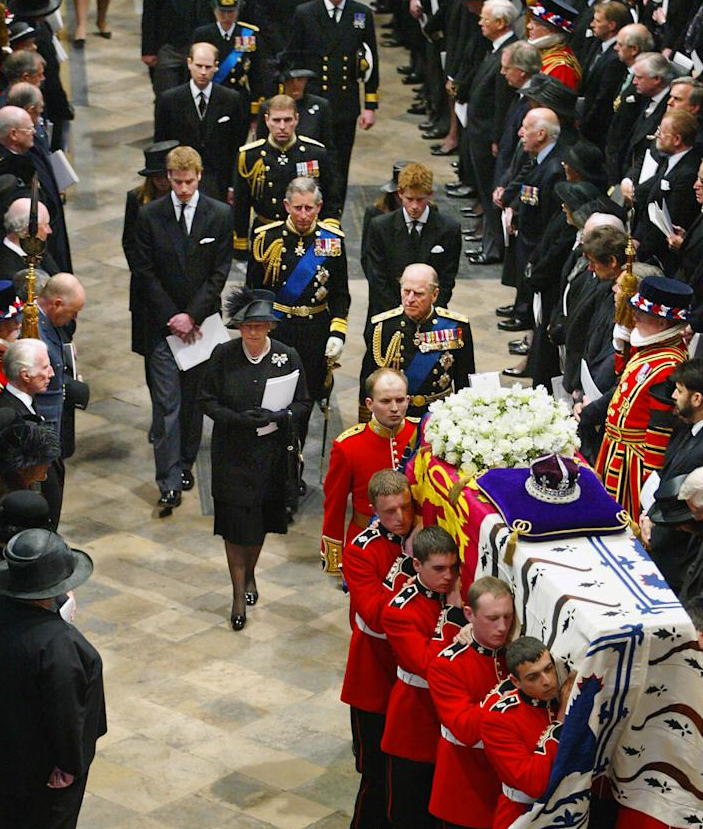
463, 0, 517, 266
363, 162, 461, 327
154, 41, 248, 203
1, 197, 58, 279
132, 145, 233, 513
0, 528, 106, 829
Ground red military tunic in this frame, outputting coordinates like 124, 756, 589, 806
341, 525, 415, 714
321, 416, 418, 573
595, 335, 687, 519
428, 636, 509, 828
540, 44, 581, 91
481, 684, 562, 829
382, 582, 464, 763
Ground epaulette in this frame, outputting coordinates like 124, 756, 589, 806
318, 220, 345, 237
436, 307, 469, 324
438, 639, 470, 661
299, 134, 325, 147
433, 605, 466, 640
490, 687, 520, 714
336, 422, 365, 442
390, 582, 418, 609
237, 20, 260, 30
354, 526, 380, 548
254, 220, 284, 234
371, 306, 403, 325
239, 137, 266, 152
407, 416, 421, 424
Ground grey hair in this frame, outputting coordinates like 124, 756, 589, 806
504, 41, 542, 77
583, 212, 626, 234
2, 50, 41, 85
13, 268, 51, 301
534, 115, 561, 141
2, 338, 48, 382
285, 176, 322, 204
636, 52, 677, 83
679, 468, 703, 507
671, 77, 703, 109
619, 23, 654, 52
484, 0, 518, 25
0, 106, 30, 141
7, 81, 42, 111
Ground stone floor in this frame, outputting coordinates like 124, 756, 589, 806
57, 3, 522, 826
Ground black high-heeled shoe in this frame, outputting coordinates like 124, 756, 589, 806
230, 612, 246, 631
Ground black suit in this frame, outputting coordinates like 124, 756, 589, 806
154, 83, 248, 202
604, 73, 642, 185
363, 206, 461, 324
132, 191, 233, 493
622, 93, 670, 186
0, 597, 106, 829
579, 42, 626, 149
0, 240, 58, 281
122, 189, 148, 357
287, 0, 380, 205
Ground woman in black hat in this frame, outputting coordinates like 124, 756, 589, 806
122, 140, 179, 360
0, 409, 61, 500
199, 287, 311, 630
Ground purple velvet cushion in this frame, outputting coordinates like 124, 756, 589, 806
475, 466, 629, 541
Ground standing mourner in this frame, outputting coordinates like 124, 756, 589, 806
198, 288, 311, 631
0, 528, 107, 829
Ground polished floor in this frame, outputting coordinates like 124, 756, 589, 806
58, 2, 519, 826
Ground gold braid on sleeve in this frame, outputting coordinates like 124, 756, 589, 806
372, 325, 402, 370
253, 232, 284, 286
238, 153, 266, 199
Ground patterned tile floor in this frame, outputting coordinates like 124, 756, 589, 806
58, 2, 522, 826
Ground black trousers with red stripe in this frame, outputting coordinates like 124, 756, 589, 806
350, 707, 391, 829
386, 754, 435, 829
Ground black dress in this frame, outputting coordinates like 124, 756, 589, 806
199, 337, 311, 544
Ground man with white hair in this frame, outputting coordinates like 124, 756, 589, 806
0, 196, 58, 280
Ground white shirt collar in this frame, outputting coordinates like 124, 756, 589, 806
217, 21, 235, 38
4, 383, 35, 413
3, 237, 25, 257
692, 419, 703, 436
492, 31, 513, 52
324, 0, 345, 13
648, 86, 669, 110
171, 189, 200, 214
190, 80, 213, 102
600, 35, 617, 52
403, 205, 430, 227
536, 141, 556, 164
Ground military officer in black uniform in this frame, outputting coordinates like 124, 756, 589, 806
233, 93, 341, 258
247, 175, 349, 444
191, 0, 273, 117
287, 0, 379, 207
255, 52, 337, 165
360, 264, 474, 419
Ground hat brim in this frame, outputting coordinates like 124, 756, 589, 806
0, 547, 93, 599
11, 0, 62, 18
629, 292, 691, 320
226, 313, 278, 329
649, 502, 694, 525
286, 70, 316, 79
138, 167, 168, 177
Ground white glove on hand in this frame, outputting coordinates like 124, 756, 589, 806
325, 336, 344, 359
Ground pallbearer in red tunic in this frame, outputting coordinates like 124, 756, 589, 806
381, 526, 463, 829
342, 470, 416, 829
427, 577, 514, 829
481, 637, 574, 829
525, 0, 582, 91
321, 368, 419, 575
595, 276, 693, 519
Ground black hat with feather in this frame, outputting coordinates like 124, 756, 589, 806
225, 286, 277, 328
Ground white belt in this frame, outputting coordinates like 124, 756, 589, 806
502, 784, 536, 805
355, 612, 387, 640
397, 666, 429, 688
440, 725, 483, 748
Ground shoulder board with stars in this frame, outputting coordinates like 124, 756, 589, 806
437, 639, 470, 661
298, 135, 325, 148
353, 526, 381, 548
254, 220, 284, 234
240, 137, 266, 152
371, 305, 403, 325
436, 307, 469, 324
489, 688, 520, 714
390, 583, 419, 609
317, 221, 345, 237
237, 20, 260, 30
336, 422, 365, 442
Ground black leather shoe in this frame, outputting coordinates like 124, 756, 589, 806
382, 37, 402, 46
446, 185, 474, 198
464, 245, 483, 256
497, 318, 531, 332
509, 342, 531, 356
419, 121, 437, 130
402, 73, 423, 84
181, 470, 195, 490
431, 145, 458, 156
509, 338, 526, 348
451, 161, 459, 169
460, 207, 483, 216
397, 64, 413, 74
381, 20, 394, 28
230, 613, 247, 631
468, 253, 501, 265
495, 304, 514, 317
463, 232, 481, 242
158, 490, 181, 508
422, 128, 448, 140
446, 182, 475, 194
502, 366, 531, 378
407, 104, 426, 115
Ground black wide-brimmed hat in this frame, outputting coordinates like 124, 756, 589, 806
524, 73, 577, 119
629, 275, 693, 321
139, 140, 179, 177
8, 0, 63, 20
0, 491, 51, 543
225, 286, 277, 328
528, 0, 578, 34
275, 51, 316, 81
564, 140, 607, 187
0, 528, 93, 599
650, 474, 694, 525
381, 160, 410, 194
0, 278, 23, 321
554, 180, 602, 213
8, 20, 37, 44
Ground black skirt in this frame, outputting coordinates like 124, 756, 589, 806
213, 499, 288, 545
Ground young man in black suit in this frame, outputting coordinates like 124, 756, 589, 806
287, 0, 379, 207
154, 42, 248, 203
132, 146, 233, 513
363, 163, 461, 328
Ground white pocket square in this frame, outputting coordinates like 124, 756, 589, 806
660, 179, 671, 191
430, 245, 444, 254
625, 95, 636, 103
199, 237, 215, 244
218, 115, 230, 123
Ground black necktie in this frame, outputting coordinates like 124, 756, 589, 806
179, 202, 188, 236
410, 221, 422, 256
198, 92, 207, 119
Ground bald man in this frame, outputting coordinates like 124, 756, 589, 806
1, 197, 59, 280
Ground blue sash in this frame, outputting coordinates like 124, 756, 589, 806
404, 317, 459, 392
274, 227, 337, 317
213, 26, 253, 84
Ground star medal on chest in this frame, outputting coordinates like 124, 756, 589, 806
295, 237, 305, 256
278, 153, 288, 165
271, 353, 288, 367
